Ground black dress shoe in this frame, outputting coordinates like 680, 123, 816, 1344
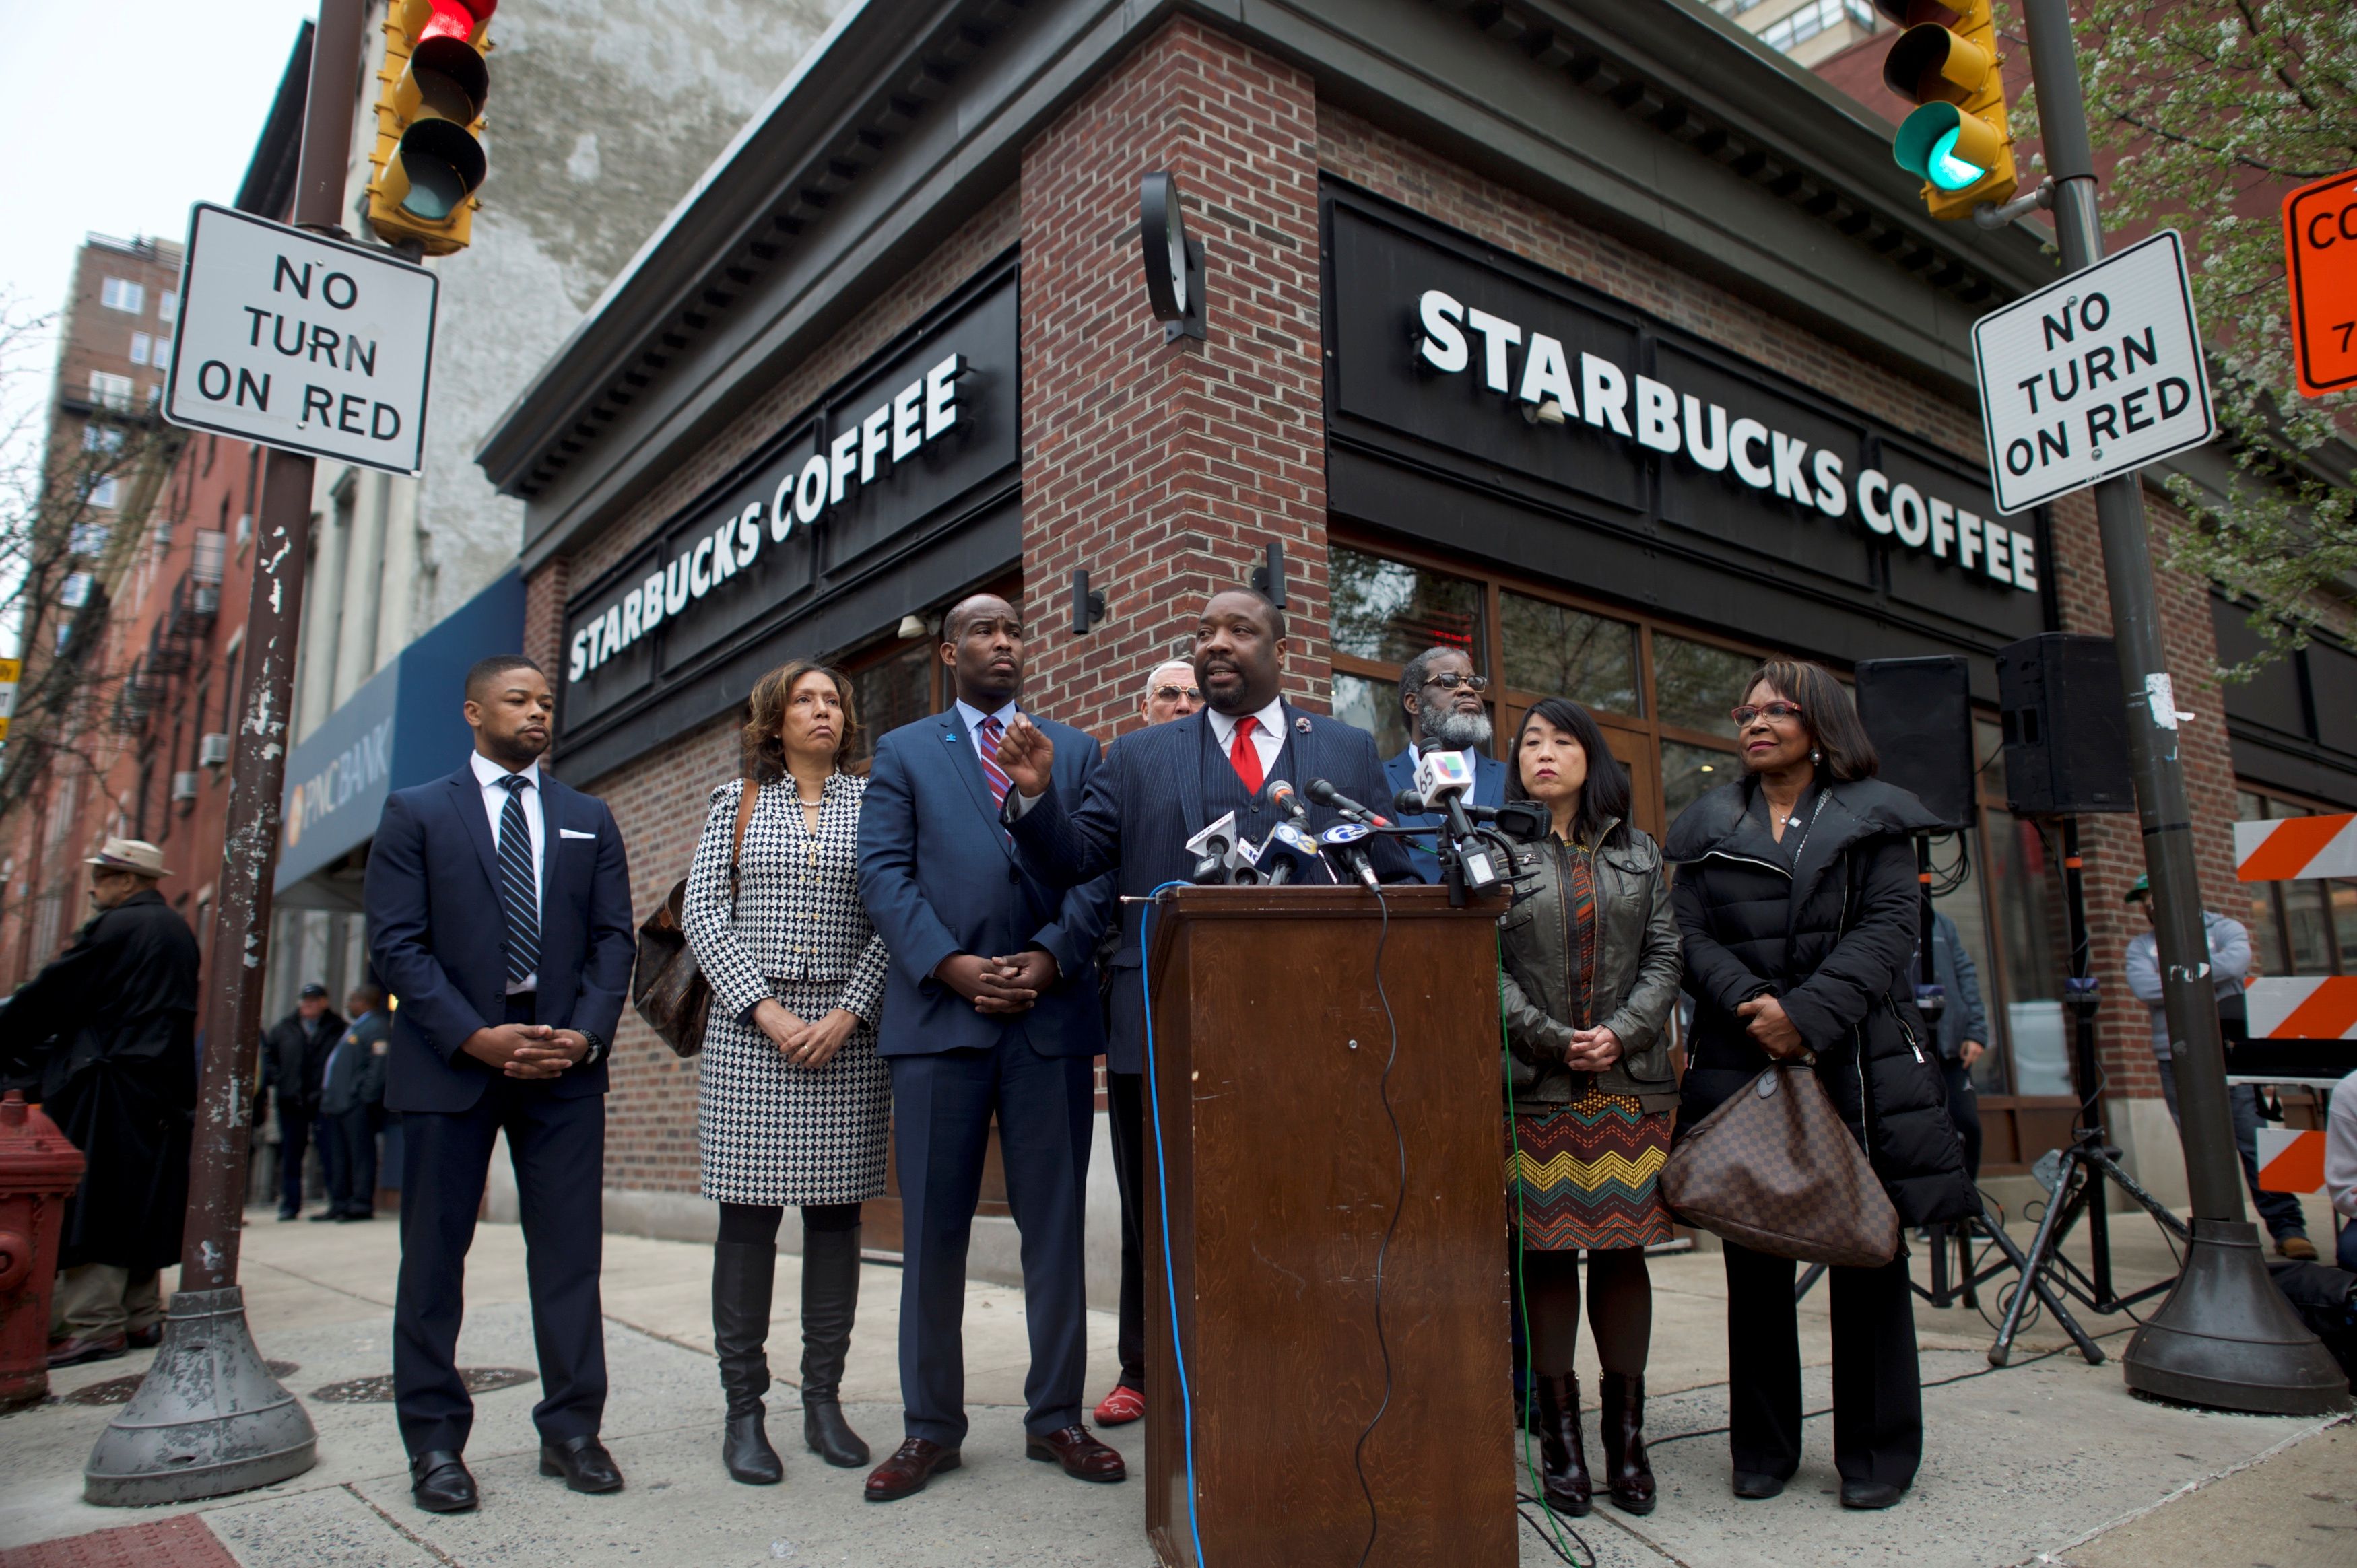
1731, 1470, 1786, 1500
865, 1437, 960, 1501
410, 1450, 477, 1513
540, 1435, 624, 1493
1840, 1478, 1905, 1509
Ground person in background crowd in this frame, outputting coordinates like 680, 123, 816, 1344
682, 660, 891, 1486
0, 839, 198, 1367
1089, 657, 1203, 1432
366, 655, 636, 1515
317, 984, 391, 1221
855, 596, 1121, 1502
1383, 644, 1509, 884
1667, 660, 1974, 1511
261, 982, 345, 1221
1915, 911, 1988, 1182
2123, 878, 2316, 1261
2327, 1068, 2357, 1273
1497, 697, 1683, 1518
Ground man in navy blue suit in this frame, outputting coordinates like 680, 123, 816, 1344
364, 655, 636, 1515
995, 586, 1414, 1082
1381, 645, 1511, 884
855, 594, 1121, 1501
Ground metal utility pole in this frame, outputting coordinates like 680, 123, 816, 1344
85, 0, 366, 1504
2018, 0, 2346, 1414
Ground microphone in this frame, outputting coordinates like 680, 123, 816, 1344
1184, 811, 1240, 885
1318, 822, 1380, 891
1304, 778, 1391, 828
1395, 787, 1549, 844
1266, 778, 1310, 823
1412, 750, 1481, 847
1257, 822, 1325, 885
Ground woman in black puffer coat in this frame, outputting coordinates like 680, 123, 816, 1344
1665, 658, 1975, 1513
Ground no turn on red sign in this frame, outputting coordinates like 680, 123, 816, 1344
1970, 230, 2215, 515
2283, 168, 2357, 398
163, 203, 439, 475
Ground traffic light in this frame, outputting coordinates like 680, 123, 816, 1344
365, 0, 496, 255
1875, 0, 2018, 221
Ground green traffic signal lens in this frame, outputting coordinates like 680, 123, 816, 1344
1927, 127, 1987, 190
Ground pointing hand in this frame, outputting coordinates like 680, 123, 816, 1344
996, 716, 1055, 800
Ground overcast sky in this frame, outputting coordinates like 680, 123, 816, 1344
0, 0, 319, 360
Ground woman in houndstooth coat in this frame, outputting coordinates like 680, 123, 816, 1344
682, 659, 890, 1487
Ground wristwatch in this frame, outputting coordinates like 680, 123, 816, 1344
578, 1030, 607, 1066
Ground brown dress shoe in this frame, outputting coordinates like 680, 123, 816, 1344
47, 1333, 128, 1369
1026, 1424, 1127, 1482
865, 1437, 960, 1501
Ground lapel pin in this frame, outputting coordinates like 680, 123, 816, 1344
1294, 716, 1312, 734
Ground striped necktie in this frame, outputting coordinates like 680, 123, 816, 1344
976, 715, 1011, 810
496, 772, 541, 987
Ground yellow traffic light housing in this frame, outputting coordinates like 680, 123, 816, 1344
365, 0, 496, 256
1875, 0, 2018, 220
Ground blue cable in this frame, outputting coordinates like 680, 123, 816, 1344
1139, 879, 1205, 1567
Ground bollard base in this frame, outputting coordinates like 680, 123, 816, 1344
84, 1285, 317, 1506
2121, 1219, 2352, 1417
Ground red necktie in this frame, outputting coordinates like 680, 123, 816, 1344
1228, 716, 1264, 794
977, 715, 1011, 809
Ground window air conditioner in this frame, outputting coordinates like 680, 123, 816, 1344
199, 732, 231, 768
171, 771, 200, 804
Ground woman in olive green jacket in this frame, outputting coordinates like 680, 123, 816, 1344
1498, 696, 1683, 1520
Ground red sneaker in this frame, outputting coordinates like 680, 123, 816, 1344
1094, 1384, 1145, 1426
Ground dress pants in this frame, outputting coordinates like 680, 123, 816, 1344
327, 1106, 380, 1216
1723, 1241, 1921, 1489
890, 1033, 1094, 1446
1105, 1068, 1146, 1391
52, 1265, 161, 1339
275, 1100, 313, 1216
393, 998, 607, 1457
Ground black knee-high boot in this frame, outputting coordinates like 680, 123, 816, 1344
800, 1225, 870, 1467
712, 1241, 783, 1485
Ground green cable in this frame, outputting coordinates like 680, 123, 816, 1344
1502, 928, 1591, 1568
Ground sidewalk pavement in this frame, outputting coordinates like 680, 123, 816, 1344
0, 1196, 2347, 1567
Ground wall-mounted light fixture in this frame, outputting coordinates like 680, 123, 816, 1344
896, 613, 928, 640
1249, 540, 1288, 609
1071, 568, 1107, 635
1139, 172, 1206, 343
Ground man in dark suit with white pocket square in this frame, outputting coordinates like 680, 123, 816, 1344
364, 655, 636, 1515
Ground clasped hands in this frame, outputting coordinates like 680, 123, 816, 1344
1562, 1025, 1624, 1072
1736, 992, 1810, 1060
935, 949, 1059, 1015
462, 1023, 591, 1079
752, 1000, 860, 1068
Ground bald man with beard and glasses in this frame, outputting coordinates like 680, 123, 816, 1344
855, 595, 1122, 1502
1382, 646, 1511, 885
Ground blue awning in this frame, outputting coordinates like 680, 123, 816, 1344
275, 570, 524, 906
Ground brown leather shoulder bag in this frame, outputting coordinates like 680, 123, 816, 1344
630, 780, 759, 1058
1659, 1061, 1900, 1268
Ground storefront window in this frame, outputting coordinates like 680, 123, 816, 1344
1331, 546, 1484, 664
1661, 740, 1732, 824
1653, 633, 1754, 740
1983, 812, 2069, 1095
846, 640, 934, 763
1500, 592, 1639, 716
1331, 672, 1407, 759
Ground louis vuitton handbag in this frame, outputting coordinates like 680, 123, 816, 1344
630, 780, 760, 1058
1659, 1061, 1900, 1268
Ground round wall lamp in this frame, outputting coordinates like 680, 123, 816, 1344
1139, 171, 1207, 343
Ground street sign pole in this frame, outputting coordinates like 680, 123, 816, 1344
85, 0, 369, 1505
2020, 0, 2346, 1416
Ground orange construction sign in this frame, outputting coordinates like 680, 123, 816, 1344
2284, 168, 2357, 397
2255, 1128, 2327, 1195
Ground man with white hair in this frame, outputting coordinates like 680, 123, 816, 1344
1086, 656, 1199, 1429
3, 838, 199, 1366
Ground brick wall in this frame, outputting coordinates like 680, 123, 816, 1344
1020, 19, 1331, 739
523, 554, 568, 682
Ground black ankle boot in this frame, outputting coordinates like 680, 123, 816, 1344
1598, 1371, 1656, 1515
712, 1241, 783, 1485
799, 1225, 870, 1468
1531, 1371, 1591, 1517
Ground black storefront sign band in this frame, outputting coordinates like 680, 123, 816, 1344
1323, 188, 2051, 658
558, 260, 1020, 764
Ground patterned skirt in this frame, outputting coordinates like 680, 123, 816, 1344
1506, 1088, 1675, 1252
698, 976, 890, 1207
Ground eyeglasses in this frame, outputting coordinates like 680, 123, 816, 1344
1153, 685, 1202, 704
1729, 700, 1805, 727
1423, 672, 1490, 693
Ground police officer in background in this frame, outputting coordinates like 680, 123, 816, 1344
261, 983, 346, 1221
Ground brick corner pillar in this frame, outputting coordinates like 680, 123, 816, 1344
523, 555, 571, 685
1020, 18, 1327, 745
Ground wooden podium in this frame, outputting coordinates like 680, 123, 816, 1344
1139, 883, 1515, 1567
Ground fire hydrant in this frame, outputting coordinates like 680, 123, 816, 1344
0, 1089, 87, 1412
